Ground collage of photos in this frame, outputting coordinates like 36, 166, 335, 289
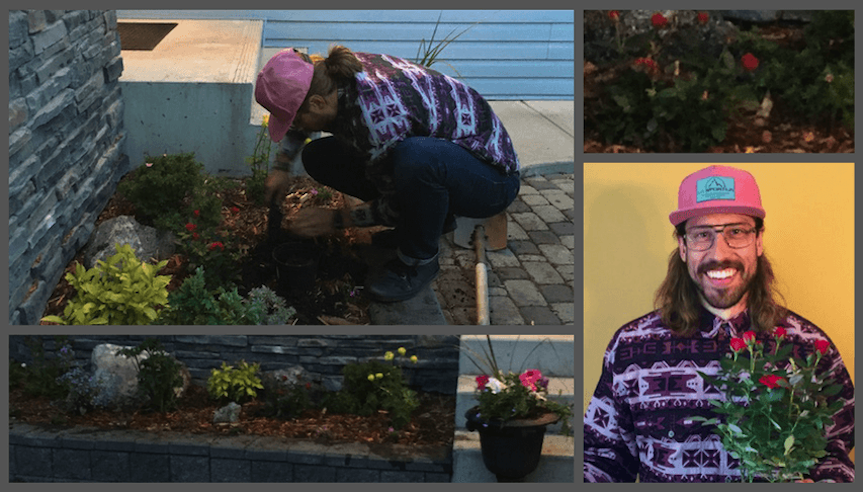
5, 8, 856, 485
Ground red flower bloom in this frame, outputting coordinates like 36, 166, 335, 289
231, 206, 240, 214
814, 339, 831, 355
185, 223, 196, 232
652, 13, 668, 28
774, 327, 787, 339
193, 210, 200, 217
208, 241, 224, 251
608, 10, 620, 21
742, 331, 756, 344
306, 382, 312, 390
730, 337, 747, 353
759, 374, 785, 389
476, 375, 490, 390
697, 12, 709, 25
741, 52, 759, 72
192, 232, 199, 240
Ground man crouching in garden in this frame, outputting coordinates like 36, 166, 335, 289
583, 166, 854, 482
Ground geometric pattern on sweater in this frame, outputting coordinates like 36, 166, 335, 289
584, 308, 855, 483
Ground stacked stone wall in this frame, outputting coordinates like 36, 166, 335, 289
8, 10, 131, 324
9, 335, 461, 395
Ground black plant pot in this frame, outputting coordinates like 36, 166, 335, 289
272, 241, 320, 294
465, 406, 559, 482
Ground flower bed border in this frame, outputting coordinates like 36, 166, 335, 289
10, 422, 452, 482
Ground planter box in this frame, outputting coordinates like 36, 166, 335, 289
10, 422, 452, 483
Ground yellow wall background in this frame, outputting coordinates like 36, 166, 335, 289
583, 163, 855, 434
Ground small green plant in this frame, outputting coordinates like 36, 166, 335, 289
246, 114, 274, 205
117, 152, 206, 230
14, 336, 74, 399
207, 360, 264, 404
42, 244, 170, 325
244, 286, 297, 325
261, 373, 314, 420
174, 218, 242, 290
56, 366, 117, 415
324, 350, 420, 429
117, 339, 184, 413
415, 11, 477, 71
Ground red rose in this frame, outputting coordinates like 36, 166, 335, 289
759, 374, 784, 389
185, 223, 196, 232
730, 337, 747, 353
814, 339, 831, 355
192, 232, 199, 240
741, 53, 759, 72
208, 241, 224, 251
742, 331, 756, 344
697, 12, 709, 25
193, 210, 200, 217
652, 13, 668, 28
306, 382, 311, 390
608, 10, 620, 21
476, 375, 490, 390
773, 327, 787, 339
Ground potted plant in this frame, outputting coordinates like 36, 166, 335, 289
463, 336, 573, 482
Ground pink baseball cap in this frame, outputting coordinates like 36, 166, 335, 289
255, 49, 314, 142
669, 165, 766, 225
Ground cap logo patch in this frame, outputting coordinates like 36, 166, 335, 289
696, 176, 735, 202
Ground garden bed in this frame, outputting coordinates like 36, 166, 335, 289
41, 174, 381, 325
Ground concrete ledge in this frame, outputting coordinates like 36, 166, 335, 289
459, 335, 574, 377
10, 423, 452, 483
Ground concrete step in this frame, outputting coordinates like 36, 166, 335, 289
459, 335, 574, 377
456, 374, 574, 435
452, 431, 574, 482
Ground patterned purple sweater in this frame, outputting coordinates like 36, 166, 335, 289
583, 308, 855, 483
278, 52, 519, 227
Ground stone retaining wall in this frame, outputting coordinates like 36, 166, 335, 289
9, 10, 131, 325
9, 423, 452, 482
9, 335, 460, 394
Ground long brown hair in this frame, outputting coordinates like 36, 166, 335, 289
654, 220, 786, 336
300, 45, 362, 111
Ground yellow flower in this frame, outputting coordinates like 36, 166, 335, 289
367, 374, 375, 381
375, 373, 384, 380
384, 351, 394, 361
410, 355, 418, 364
262, 114, 269, 128
397, 347, 407, 356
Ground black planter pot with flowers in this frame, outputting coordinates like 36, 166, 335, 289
465, 405, 560, 482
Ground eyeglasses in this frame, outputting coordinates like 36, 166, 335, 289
684, 223, 758, 252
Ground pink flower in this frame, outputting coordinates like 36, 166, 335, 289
651, 13, 668, 28
697, 12, 709, 25
519, 369, 544, 391
825, 73, 834, 83
741, 53, 759, 72
730, 338, 747, 353
145, 162, 154, 168
759, 374, 785, 389
476, 375, 490, 390
814, 339, 831, 355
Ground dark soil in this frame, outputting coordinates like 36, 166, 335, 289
9, 383, 456, 447
40, 176, 375, 325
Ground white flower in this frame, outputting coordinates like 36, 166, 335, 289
21, 363, 26, 368
487, 377, 506, 394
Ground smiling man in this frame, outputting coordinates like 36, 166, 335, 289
583, 166, 854, 482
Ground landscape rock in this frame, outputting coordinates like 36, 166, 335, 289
91, 343, 191, 407
82, 215, 175, 269
214, 402, 242, 423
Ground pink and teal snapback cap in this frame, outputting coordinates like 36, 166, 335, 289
669, 166, 766, 226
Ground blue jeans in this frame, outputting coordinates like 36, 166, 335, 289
302, 136, 520, 262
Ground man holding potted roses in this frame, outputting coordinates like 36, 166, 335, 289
583, 166, 854, 482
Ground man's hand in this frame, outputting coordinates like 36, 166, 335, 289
288, 208, 337, 238
265, 170, 292, 206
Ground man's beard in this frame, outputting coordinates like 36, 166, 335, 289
691, 259, 754, 310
